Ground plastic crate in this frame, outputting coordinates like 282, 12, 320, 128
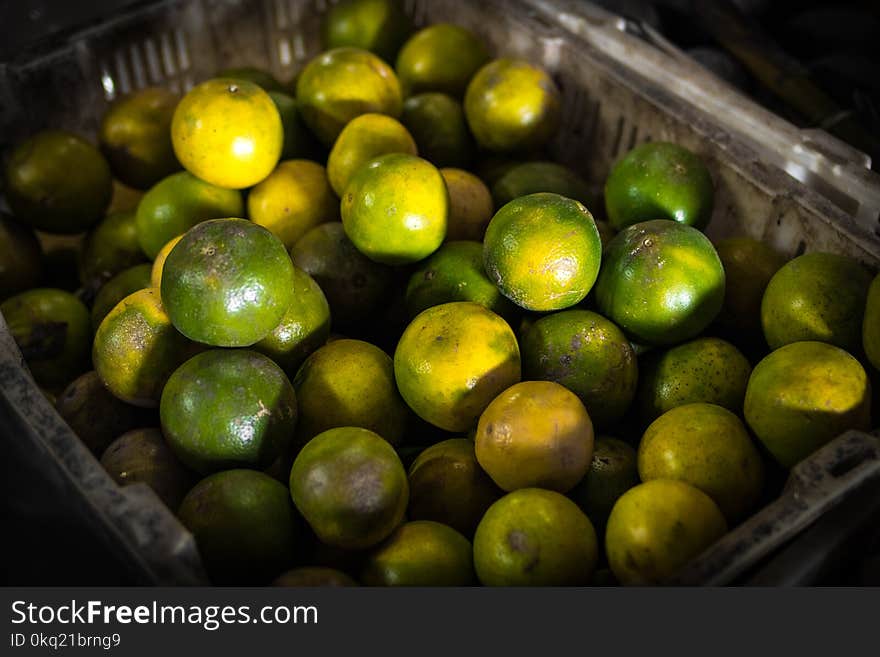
1, 0, 879, 586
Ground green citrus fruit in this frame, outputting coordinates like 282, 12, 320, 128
604, 142, 714, 231
267, 91, 323, 161
491, 161, 591, 208
135, 171, 243, 259
322, 0, 413, 62
4, 130, 112, 233
402, 93, 474, 168
253, 265, 331, 375
483, 192, 602, 311
79, 210, 147, 294
160, 349, 297, 474
290, 222, 394, 329
0, 213, 42, 301
1, 288, 91, 389
178, 469, 299, 584
90, 263, 152, 331
160, 218, 296, 347
290, 426, 408, 549
405, 240, 518, 321
713, 237, 786, 341
520, 309, 637, 429
394, 301, 521, 432
99, 87, 180, 189
473, 488, 598, 586
636, 336, 751, 423
568, 437, 638, 535
150, 235, 183, 289
594, 219, 725, 345
273, 566, 358, 587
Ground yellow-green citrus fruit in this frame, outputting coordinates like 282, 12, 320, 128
475, 380, 594, 492
761, 252, 873, 353
395, 23, 489, 97
605, 479, 727, 585
273, 567, 358, 587
638, 403, 765, 522
394, 301, 521, 432
92, 287, 198, 407
292, 338, 409, 447
296, 47, 403, 146
464, 59, 561, 153
290, 426, 408, 550
636, 336, 751, 423
341, 152, 447, 264
360, 520, 475, 586
99, 87, 180, 189
248, 159, 338, 249
604, 142, 714, 231
473, 488, 598, 586
267, 91, 323, 161
595, 219, 725, 345
744, 341, 872, 468
483, 192, 602, 311
327, 113, 417, 196
4, 130, 112, 234
160, 218, 296, 347
171, 78, 283, 189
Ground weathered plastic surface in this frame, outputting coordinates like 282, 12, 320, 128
0, 0, 879, 586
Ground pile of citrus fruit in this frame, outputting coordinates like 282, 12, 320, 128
1, 0, 877, 587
